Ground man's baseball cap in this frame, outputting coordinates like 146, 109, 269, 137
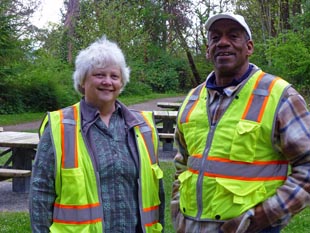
205, 12, 252, 40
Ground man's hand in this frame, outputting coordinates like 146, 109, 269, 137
245, 204, 270, 233
220, 209, 253, 233
220, 205, 271, 233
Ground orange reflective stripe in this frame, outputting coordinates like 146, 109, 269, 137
186, 84, 205, 123
242, 71, 265, 120
188, 168, 286, 181
186, 101, 198, 123
192, 154, 202, 158
138, 125, 153, 163
140, 112, 155, 163
145, 220, 159, 227
59, 110, 65, 168
72, 105, 78, 168
141, 112, 154, 140
257, 77, 280, 122
53, 218, 102, 225
203, 171, 286, 181
207, 156, 288, 165
143, 205, 159, 212
54, 202, 100, 209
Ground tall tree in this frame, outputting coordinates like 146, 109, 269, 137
63, 0, 80, 63
280, 0, 290, 30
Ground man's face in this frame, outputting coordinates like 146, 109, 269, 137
207, 19, 254, 79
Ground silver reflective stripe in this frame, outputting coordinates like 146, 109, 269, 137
140, 125, 150, 133
54, 204, 102, 223
61, 106, 77, 168
180, 83, 205, 124
188, 156, 288, 180
62, 119, 76, 125
243, 73, 276, 122
141, 207, 159, 226
140, 125, 157, 164
252, 89, 269, 96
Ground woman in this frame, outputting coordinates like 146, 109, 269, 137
29, 36, 165, 233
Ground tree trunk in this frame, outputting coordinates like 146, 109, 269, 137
292, 0, 302, 16
64, 0, 80, 63
280, 0, 290, 30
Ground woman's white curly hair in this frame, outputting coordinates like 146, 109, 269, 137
73, 36, 130, 94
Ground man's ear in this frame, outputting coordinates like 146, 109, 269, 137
247, 40, 254, 56
206, 45, 211, 60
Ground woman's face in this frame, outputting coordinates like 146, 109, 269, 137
82, 65, 123, 109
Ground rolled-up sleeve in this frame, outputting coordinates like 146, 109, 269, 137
262, 87, 310, 226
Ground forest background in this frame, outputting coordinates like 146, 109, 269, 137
1, 0, 310, 114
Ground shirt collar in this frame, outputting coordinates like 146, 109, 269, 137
206, 64, 254, 96
80, 98, 122, 126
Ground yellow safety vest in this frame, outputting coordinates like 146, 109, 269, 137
177, 70, 290, 221
40, 102, 163, 233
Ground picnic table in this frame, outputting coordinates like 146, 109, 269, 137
157, 101, 182, 110
0, 131, 39, 193
154, 110, 178, 151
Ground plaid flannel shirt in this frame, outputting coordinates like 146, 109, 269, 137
171, 67, 310, 232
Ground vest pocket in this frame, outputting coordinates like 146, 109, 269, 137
178, 170, 197, 214
211, 177, 266, 219
146, 164, 163, 206
230, 120, 261, 163
181, 121, 208, 155
60, 167, 86, 204
147, 222, 163, 232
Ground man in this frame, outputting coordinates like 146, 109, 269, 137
171, 12, 310, 233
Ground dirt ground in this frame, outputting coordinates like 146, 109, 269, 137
0, 96, 184, 212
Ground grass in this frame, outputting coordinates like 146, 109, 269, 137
0, 160, 310, 232
0, 212, 31, 233
0, 112, 44, 126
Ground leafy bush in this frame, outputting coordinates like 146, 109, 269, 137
0, 52, 79, 114
264, 32, 310, 86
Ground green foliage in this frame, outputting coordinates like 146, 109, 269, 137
264, 31, 310, 86
130, 46, 190, 93
122, 79, 153, 96
0, 51, 79, 114
22, 53, 79, 111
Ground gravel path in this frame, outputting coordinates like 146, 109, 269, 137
0, 96, 184, 212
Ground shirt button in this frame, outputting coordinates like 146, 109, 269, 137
215, 215, 221, 220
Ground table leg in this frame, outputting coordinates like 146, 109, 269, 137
162, 119, 175, 151
12, 148, 34, 193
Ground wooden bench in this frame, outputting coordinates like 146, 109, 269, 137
0, 131, 38, 192
158, 133, 174, 139
158, 133, 174, 151
0, 168, 31, 181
